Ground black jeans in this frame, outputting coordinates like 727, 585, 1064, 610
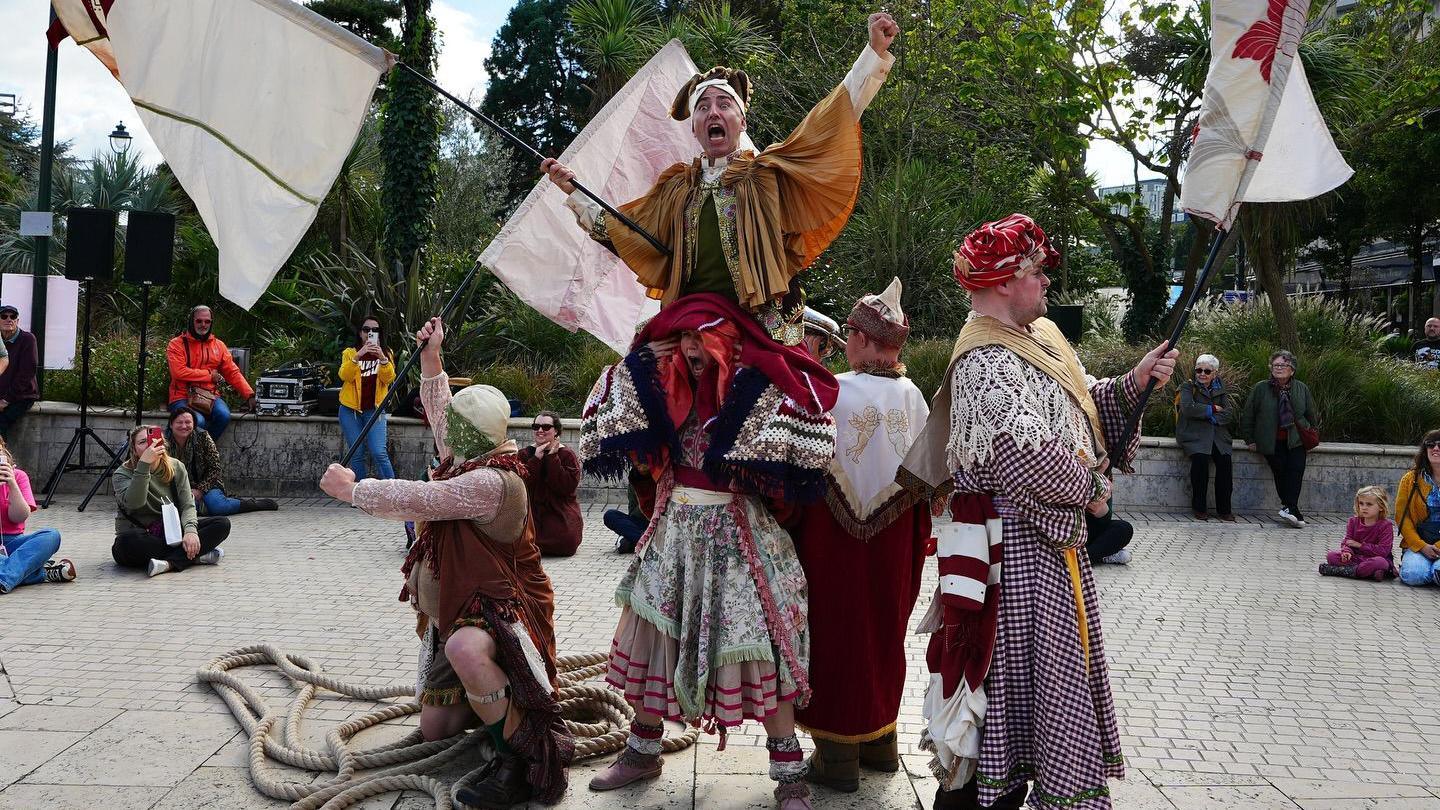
1085, 511, 1134, 564
112, 516, 230, 572
0, 399, 34, 440
1265, 443, 1307, 516
1190, 450, 1233, 515
603, 509, 647, 552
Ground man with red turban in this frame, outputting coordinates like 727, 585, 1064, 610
899, 214, 1177, 809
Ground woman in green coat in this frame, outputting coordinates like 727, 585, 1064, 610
1239, 350, 1319, 527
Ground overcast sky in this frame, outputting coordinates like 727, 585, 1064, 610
0, 0, 1153, 184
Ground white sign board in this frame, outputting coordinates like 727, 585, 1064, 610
18, 212, 54, 237
0, 274, 80, 370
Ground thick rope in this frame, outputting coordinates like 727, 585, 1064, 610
198, 643, 699, 810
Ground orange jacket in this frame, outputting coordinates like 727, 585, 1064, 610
166, 333, 253, 404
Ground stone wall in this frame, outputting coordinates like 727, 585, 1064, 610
8, 402, 1418, 513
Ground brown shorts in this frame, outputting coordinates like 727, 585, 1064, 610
418, 616, 490, 707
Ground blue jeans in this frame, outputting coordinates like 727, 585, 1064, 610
338, 406, 395, 480
200, 488, 243, 517
1399, 549, 1440, 586
170, 397, 232, 439
0, 529, 62, 592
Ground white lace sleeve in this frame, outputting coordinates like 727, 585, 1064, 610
946, 346, 1062, 472
352, 467, 504, 522
420, 372, 451, 459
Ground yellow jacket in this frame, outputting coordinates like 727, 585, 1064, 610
338, 347, 396, 412
1394, 470, 1435, 553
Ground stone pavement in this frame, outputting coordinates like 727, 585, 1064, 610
0, 496, 1436, 809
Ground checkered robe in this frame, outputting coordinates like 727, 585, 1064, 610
947, 346, 1140, 808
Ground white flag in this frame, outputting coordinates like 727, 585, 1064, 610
49, 0, 391, 308
1181, 0, 1352, 229
480, 40, 746, 354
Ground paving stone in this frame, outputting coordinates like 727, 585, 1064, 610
150, 765, 289, 809
0, 783, 168, 809
23, 709, 237, 787
0, 704, 122, 733
1142, 768, 1271, 787
1272, 779, 1436, 800
0, 730, 86, 789
1161, 784, 1303, 808
1295, 800, 1440, 810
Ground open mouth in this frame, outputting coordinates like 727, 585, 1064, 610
706, 122, 727, 144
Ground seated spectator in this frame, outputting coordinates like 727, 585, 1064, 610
338, 315, 397, 481
1319, 486, 1396, 581
166, 305, 255, 440
0, 304, 38, 441
518, 410, 582, 557
604, 465, 654, 554
1085, 499, 1132, 565
1414, 318, 1440, 370
112, 425, 230, 577
1176, 354, 1234, 521
1395, 430, 1440, 587
166, 408, 277, 516
0, 437, 72, 592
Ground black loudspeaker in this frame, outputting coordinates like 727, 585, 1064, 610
123, 210, 175, 284
1049, 304, 1084, 344
64, 207, 117, 281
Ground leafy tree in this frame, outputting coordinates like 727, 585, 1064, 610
306, 0, 401, 50
1301, 187, 1374, 301
380, 0, 442, 275
481, 0, 590, 209
1362, 119, 1440, 332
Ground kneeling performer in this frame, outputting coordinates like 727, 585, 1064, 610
320, 316, 573, 808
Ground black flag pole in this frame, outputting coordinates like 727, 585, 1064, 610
1113, 223, 1245, 455
396, 62, 671, 258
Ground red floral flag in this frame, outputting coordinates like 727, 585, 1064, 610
1181, 0, 1352, 229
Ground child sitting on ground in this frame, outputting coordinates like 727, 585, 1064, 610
1318, 486, 1397, 581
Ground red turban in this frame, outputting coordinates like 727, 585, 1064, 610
952, 213, 1061, 291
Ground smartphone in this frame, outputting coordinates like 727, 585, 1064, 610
147, 426, 164, 444
367, 332, 379, 346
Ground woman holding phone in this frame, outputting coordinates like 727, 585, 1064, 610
0, 436, 73, 592
112, 424, 231, 577
338, 315, 397, 481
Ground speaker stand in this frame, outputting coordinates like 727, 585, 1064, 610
78, 282, 152, 512
41, 278, 119, 507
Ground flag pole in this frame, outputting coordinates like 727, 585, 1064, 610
1113, 223, 1244, 455
395, 63, 671, 258
338, 257, 483, 469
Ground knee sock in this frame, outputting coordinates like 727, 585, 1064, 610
766, 734, 806, 783
625, 719, 663, 757
484, 719, 513, 756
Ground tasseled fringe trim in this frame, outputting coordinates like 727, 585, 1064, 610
798, 720, 898, 745
822, 481, 922, 540
421, 685, 466, 706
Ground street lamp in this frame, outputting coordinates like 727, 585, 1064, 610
108, 121, 131, 155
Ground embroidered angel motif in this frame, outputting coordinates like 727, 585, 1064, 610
846, 406, 881, 463
884, 408, 911, 457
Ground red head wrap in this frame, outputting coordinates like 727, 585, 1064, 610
952, 213, 1061, 292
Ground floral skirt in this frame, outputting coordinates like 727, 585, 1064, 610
606, 487, 810, 727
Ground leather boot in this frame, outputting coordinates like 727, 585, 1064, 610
454, 750, 533, 809
803, 738, 859, 792
858, 730, 900, 772
589, 746, 662, 791
236, 498, 279, 513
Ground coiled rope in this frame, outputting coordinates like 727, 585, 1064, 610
198, 643, 698, 810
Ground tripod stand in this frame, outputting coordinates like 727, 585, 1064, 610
79, 280, 153, 512
41, 276, 119, 507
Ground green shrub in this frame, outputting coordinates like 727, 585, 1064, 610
45, 328, 169, 411
902, 338, 955, 401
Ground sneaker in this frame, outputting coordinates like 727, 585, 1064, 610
1279, 508, 1303, 528
195, 548, 224, 566
147, 559, 172, 577
43, 559, 76, 583
1101, 549, 1132, 565
589, 747, 662, 791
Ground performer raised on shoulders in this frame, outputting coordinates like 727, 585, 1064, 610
899, 214, 1176, 810
541, 11, 898, 345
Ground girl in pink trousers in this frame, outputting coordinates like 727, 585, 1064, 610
1319, 486, 1397, 581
